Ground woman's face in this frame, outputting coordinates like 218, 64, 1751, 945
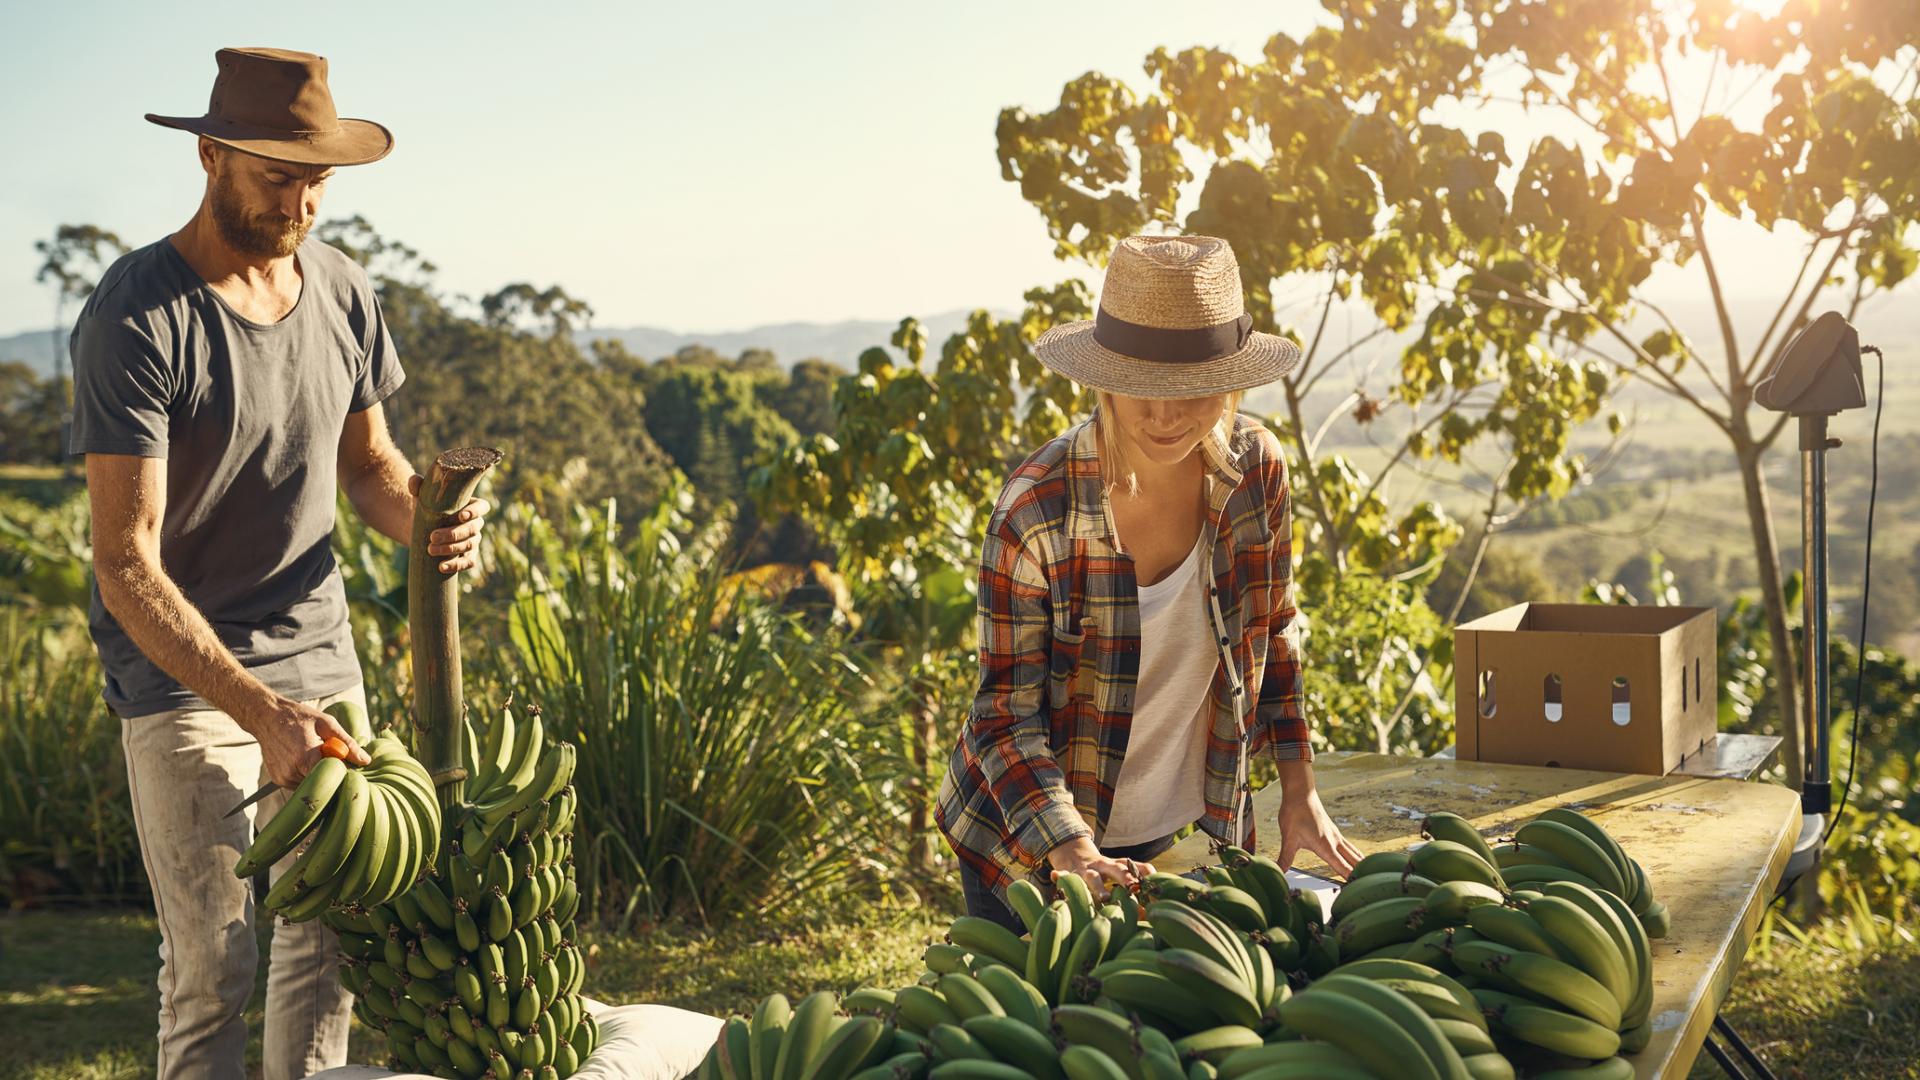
1107, 393, 1228, 466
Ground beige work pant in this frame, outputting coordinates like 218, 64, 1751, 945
122, 683, 366, 1080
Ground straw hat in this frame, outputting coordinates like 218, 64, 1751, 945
1033, 235, 1300, 399
147, 47, 392, 166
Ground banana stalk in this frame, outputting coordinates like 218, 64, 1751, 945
408, 446, 503, 811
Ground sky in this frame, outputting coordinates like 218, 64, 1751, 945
0, 0, 1900, 344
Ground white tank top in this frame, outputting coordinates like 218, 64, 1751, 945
1101, 531, 1215, 847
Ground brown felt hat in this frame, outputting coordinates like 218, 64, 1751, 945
147, 47, 393, 167
1033, 235, 1300, 399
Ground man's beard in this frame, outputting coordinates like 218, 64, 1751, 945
211, 169, 311, 258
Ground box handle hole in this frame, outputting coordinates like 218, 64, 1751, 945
1611, 676, 1631, 726
1543, 673, 1563, 723
1479, 670, 1498, 719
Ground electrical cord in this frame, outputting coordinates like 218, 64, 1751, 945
1820, 342, 1884, 849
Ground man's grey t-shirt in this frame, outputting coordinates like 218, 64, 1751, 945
67, 235, 405, 718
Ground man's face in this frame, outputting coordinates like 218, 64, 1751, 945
206, 144, 333, 258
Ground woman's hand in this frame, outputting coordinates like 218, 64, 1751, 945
1046, 836, 1154, 896
1274, 761, 1363, 879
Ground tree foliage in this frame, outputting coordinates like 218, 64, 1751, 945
996, 0, 1919, 773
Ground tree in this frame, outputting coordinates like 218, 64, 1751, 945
751, 286, 1094, 868
315, 218, 673, 511
764, 357, 846, 437
996, 0, 1920, 788
0, 362, 64, 465
34, 224, 129, 465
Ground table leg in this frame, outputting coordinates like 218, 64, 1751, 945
1710, 1016, 1779, 1080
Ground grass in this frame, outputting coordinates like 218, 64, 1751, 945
0, 896, 957, 1080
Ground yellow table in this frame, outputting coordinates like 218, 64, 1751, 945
1157, 751, 1800, 1079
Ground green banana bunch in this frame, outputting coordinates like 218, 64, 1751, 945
340, 702, 596, 1079
240, 731, 443, 922
1493, 806, 1667, 937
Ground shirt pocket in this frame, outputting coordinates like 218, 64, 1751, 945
1047, 617, 1091, 711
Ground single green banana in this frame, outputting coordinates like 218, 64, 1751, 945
894, 985, 959, 1035
236, 756, 350, 878
1419, 880, 1508, 924
1142, 872, 1211, 905
1373, 977, 1488, 1031
1006, 879, 1048, 933
1198, 886, 1268, 934
1312, 974, 1464, 1080
973, 965, 1050, 1032
927, 1022, 994, 1062
469, 704, 517, 799
1144, 902, 1254, 988
1453, 940, 1622, 1030
773, 990, 837, 1080
1276, 983, 1439, 1080
1588, 885, 1654, 1028
1026, 903, 1068, 997
1467, 903, 1577, 963
716, 1015, 752, 1079
1421, 812, 1501, 869
1347, 850, 1414, 879
801, 1015, 890, 1080
1057, 870, 1096, 939
1408, 840, 1505, 890
1498, 863, 1604, 891
1460, 1052, 1516, 1080
1095, 968, 1220, 1034
949, 915, 1031, 971
1473, 988, 1621, 1059
1333, 895, 1429, 956
1051, 1007, 1142, 1080
1057, 914, 1113, 1004
937, 973, 1006, 1021
1639, 900, 1671, 939
1492, 841, 1566, 870
1431, 1017, 1496, 1057
1527, 895, 1632, 1012
929, 1060, 1036, 1080
1331, 871, 1439, 922
1170, 1025, 1263, 1064
1154, 948, 1260, 1029
1514, 820, 1626, 898
1056, 1045, 1130, 1080
1536, 808, 1631, 891
1215, 1040, 1370, 1078
962, 1015, 1065, 1080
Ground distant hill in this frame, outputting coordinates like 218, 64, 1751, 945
0, 308, 1010, 378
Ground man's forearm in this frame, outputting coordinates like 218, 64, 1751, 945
97, 557, 280, 728
345, 445, 416, 544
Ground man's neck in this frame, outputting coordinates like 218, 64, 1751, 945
169, 207, 298, 291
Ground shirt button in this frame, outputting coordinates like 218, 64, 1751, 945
1219, 636, 1230, 647
1233, 686, 1244, 697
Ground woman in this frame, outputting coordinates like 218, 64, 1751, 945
934, 234, 1361, 930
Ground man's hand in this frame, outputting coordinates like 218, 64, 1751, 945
409, 474, 490, 574
1046, 835, 1155, 896
1274, 761, 1363, 879
249, 697, 371, 788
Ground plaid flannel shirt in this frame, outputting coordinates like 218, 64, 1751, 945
935, 408, 1311, 900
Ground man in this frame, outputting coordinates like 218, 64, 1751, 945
67, 47, 486, 1080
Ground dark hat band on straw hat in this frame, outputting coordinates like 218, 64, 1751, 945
1092, 308, 1256, 365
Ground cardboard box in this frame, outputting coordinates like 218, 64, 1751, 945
1454, 603, 1717, 776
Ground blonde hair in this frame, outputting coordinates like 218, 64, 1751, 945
1094, 390, 1245, 500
